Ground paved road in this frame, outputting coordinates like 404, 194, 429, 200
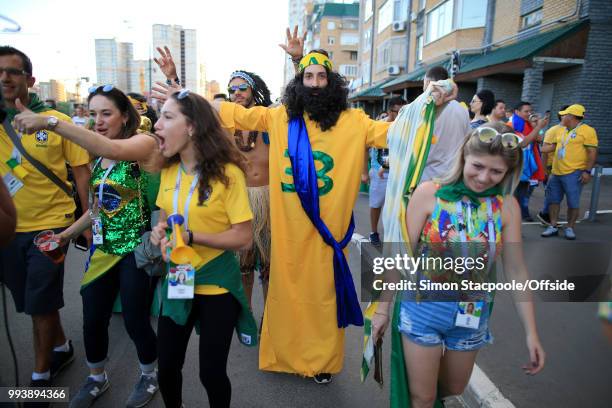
1, 177, 610, 407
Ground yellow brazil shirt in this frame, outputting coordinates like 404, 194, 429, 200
156, 162, 253, 295
552, 123, 598, 176
0, 110, 90, 232
543, 124, 565, 167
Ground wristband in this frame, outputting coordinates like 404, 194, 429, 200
583, 170, 592, 175
187, 229, 193, 246
291, 55, 303, 63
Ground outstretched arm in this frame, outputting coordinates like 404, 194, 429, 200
13, 99, 157, 162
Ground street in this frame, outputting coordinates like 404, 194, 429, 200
1, 180, 611, 407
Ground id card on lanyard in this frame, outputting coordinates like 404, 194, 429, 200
167, 166, 199, 300
454, 198, 495, 329
2, 134, 28, 196
557, 125, 579, 160
89, 158, 116, 245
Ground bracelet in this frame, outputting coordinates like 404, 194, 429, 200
291, 55, 303, 63
187, 229, 193, 246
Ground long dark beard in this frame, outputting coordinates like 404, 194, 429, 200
283, 72, 348, 131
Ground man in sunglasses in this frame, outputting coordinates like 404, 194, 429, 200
227, 70, 273, 309
0, 46, 91, 397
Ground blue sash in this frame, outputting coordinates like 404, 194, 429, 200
287, 117, 363, 328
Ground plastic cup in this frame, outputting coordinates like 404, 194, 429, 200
33, 230, 65, 264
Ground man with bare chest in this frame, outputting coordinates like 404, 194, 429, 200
227, 70, 273, 308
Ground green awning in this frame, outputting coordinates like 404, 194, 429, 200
460, 20, 586, 73
349, 78, 395, 101
382, 20, 587, 91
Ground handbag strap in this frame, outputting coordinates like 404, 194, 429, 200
2, 117, 73, 197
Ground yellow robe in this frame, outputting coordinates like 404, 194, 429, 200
220, 102, 389, 376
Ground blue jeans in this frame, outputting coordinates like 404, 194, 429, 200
398, 301, 493, 351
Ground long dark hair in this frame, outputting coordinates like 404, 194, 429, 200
283, 49, 349, 132
168, 91, 246, 205
88, 87, 140, 139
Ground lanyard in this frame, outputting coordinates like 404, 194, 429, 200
89, 158, 116, 212
172, 165, 199, 228
560, 123, 581, 150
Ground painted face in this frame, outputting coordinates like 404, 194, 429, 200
0, 54, 34, 103
302, 64, 328, 89
228, 77, 253, 107
515, 104, 533, 121
154, 98, 192, 158
470, 95, 483, 115
492, 101, 506, 120
463, 154, 509, 193
88, 95, 127, 139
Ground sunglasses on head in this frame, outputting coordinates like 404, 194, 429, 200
227, 83, 250, 94
475, 127, 520, 149
88, 84, 114, 94
176, 89, 190, 100
0, 67, 28, 77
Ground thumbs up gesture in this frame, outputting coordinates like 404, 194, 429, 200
13, 98, 49, 134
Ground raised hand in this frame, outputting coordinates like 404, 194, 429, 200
279, 25, 306, 61
151, 81, 181, 103
13, 98, 48, 133
154, 46, 179, 81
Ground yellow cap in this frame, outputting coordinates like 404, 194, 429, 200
559, 104, 585, 117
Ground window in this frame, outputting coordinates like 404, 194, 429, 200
362, 27, 372, 52
350, 51, 358, 60
327, 21, 336, 30
327, 36, 335, 45
454, 0, 486, 28
418, 0, 426, 10
378, 1, 393, 33
522, 8, 543, 29
361, 61, 371, 84
313, 38, 320, 49
393, 0, 408, 22
340, 32, 359, 45
426, 0, 453, 43
342, 19, 359, 30
364, 0, 373, 21
416, 35, 423, 61
340, 64, 358, 77
329, 51, 334, 60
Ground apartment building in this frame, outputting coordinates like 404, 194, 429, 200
350, 0, 411, 116
351, 0, 611, 156
303, 1, 361, 83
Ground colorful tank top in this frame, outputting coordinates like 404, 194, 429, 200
90, 159, 150, 256
414, 195, 504, 301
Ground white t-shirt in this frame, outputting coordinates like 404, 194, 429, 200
72, 116, 88, 127
420, 100, 470, 182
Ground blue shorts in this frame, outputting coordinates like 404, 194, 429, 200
546, 170, 583, 209
398, 301, 493, 351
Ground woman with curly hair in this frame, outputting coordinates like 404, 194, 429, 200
149, 89, 258, 408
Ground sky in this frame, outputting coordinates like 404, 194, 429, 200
0, 0, 290, 99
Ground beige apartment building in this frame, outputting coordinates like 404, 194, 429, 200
350, 0, 612, 162
303, 1, 360, 83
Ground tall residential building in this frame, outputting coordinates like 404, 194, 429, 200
35, 82, 52, 102
304, 1, 360, 84
350, 0, 612, 156
205, 80, 220, 101
198, 63, 207, 98
283, 0, 308, 87
50, 79, 67, 102
131, 60, 153, 95
94, 38, 134, 92
152, 24, 198, 92
349, 0, 410, 114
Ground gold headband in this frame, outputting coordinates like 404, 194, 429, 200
298, 52, 333, 73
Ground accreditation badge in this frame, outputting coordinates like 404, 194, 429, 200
454, 301, 484, 329
91, 215, 104, 245
167, 263, 195, 299
2, 171, 24, 197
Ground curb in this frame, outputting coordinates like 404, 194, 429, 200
350, 234, 515, 408
464, 365, 515, 408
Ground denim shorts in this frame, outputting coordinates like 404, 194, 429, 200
398, 301, 493, 351
546, 170, 583, 209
